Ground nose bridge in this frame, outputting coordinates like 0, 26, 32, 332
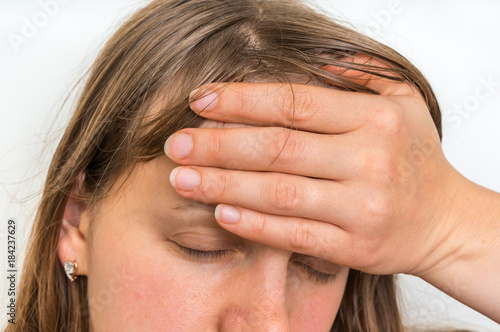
255, 249, 288, 296
220, 248, 292, 332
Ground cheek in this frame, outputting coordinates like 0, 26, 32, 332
86, 226, 219, 331
86, 218, 349, 331
289, 271, 349, 331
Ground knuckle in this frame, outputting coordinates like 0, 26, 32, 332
357, 150, 398, 181
200, 170, 229, 201
280, 86, 316, 124
287, 222, 311, 250
269, 129, 303, 165
352, 241, 382, 270
360, 192, 393, 222
232, 88, 249, 117
206, 131, 223, 160
252, 212, 268, 237
214, 172, 229, 198
363, 239, 385, 269
266, 176, 301, 212
371, 104, 404, 136
346, 229, 383, 264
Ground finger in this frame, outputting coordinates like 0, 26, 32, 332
169, 165, 357, 227
189, 82, 380, 133
214, 204, 354, 267
164, 126, 357, 180
321, 53, 418, 96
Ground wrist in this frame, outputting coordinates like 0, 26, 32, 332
419, 169, 498, 275
414, 170, 500, 321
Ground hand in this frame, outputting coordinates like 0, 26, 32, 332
164, 58, 474, 277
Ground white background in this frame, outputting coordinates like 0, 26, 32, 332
1, 0, 499, 330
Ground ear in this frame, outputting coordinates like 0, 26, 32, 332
57, 172, 89, 277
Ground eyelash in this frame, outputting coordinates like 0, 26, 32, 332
177, 245, 230, 262
177, 245, 337, 284
294, 262, 337, 284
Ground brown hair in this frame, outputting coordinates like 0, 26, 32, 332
9, 0, 442, 331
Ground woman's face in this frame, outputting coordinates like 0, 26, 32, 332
84, 143, 348, 331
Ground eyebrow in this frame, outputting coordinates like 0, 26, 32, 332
167, 202, 229, 230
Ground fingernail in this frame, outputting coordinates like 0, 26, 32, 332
215, 204, 240, 224
170, 167, 200, 191
164, 133, 193, 159
189, 88, 218, 112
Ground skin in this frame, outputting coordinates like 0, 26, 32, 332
58, 152, 348, 331
57, 56, 500, 327
165, 58, 500, 322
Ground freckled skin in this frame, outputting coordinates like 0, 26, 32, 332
85, 156, 349, 331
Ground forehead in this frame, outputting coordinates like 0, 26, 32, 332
97, 119, 251, 223
110, 74, 333, 209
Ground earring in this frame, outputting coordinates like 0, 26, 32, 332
64, 260, 78, 282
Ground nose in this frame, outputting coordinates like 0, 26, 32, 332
218, 247, 292, 332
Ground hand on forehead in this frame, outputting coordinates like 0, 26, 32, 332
163, 54, 444, 277
187, 55, 419, 132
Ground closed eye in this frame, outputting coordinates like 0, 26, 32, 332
293, 261, 337, 284
176, 243, 339, 284
176, 244, 231, 262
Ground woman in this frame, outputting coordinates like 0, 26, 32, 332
7, 0, 499, 331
